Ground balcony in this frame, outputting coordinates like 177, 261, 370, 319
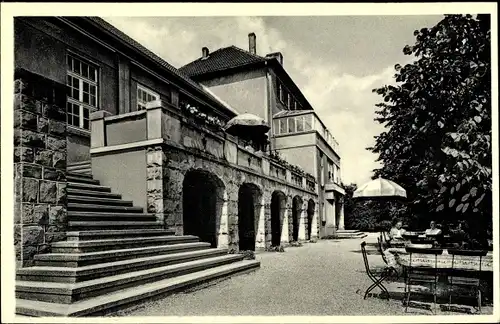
273, 110, 340, 155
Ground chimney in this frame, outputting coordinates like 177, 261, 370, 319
202, 47, 210, 59
248, 32, 256, 55
266, 52, 283, 66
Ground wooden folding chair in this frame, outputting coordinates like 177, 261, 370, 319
447, 249, 487, 313
404, 247, 443, 313
360, 241, 396, 300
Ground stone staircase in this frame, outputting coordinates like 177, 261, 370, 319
15, 161, 260, 317
334, 229, 367, 239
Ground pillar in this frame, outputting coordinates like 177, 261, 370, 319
298, 201, 307, 241
217, 191, 230, 249
280, 198, 291, 244
338, 196, 345, 230
325, 198, 336, 236
14, 70, 68, 268
310, 204, 319, 239
255, 196, 266, 249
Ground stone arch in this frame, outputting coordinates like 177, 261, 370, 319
182, 169, 226, 248
307, 199, 316, 240
292, 195, 303, 242
270, 190, 286, 246
238, 182, 263, 251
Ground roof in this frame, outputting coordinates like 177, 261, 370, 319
179, 46, 266, 77
273, 110, 313, 119
78, 17, 237, 118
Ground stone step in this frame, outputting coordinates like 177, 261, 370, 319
16, 254, 246, 304
336, 229, 361, 233
67, 183, 111, 193
34, 242, 212, 267
68, 221, 163, 231
66, 229, 175, 241
16, 260, 260, 317
66, 172, 93, 179
67, 196, 133, 207
68, 203, 144, 213
67, 169, 92, 175
67, 188, 121, 199
66, 175, 100, 185
50, 235, 200, 253
67, 161, 92, 167
67, 163, 91, 169
17, 248, 229, 283
68, 211, 156, 222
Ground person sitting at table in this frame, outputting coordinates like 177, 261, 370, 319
425, 221, 442, 236
388, 218, 406, 242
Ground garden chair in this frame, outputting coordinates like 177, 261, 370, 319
446, 249, 487, 313
404, 246, 443, 314
377, 237, 400, 278
360, 241, 397, 300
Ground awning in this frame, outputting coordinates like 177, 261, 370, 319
224, 113, 270, 136
353, 176, 407, 199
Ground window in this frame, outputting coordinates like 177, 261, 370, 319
304, 114, 312, 131
137, 85, 159, 110
294, 101, 299, 111
66, 55, 98, 130
296, 116, 304, 132
280, 118, 288, 134
277, 83, 282, 102
288, 96, 293, 110
328, 162, 334, 181
288, 116, 295, 133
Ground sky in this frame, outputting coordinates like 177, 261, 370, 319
103, 15, 443, 186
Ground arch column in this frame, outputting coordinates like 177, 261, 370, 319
310, 203, 319, 239
280, 201, 291, 244
338, 196, 345, 230
298, 200, 307, 241
255, 196, 266, 249
217, 190, 229, 249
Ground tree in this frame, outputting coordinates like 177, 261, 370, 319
369, 14, 492, 235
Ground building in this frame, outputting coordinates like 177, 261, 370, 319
180, 33, 346, 237
13, 17, 321, 316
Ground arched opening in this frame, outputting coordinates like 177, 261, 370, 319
238, 183, 262, 251
307, 199, 315, 240
182, 169, 225, 248
271, 191, 286, 246
292, 196, 303, 241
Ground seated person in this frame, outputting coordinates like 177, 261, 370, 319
388, 219, 406, 242
425, 221, 442, 236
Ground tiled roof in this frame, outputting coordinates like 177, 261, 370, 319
179, 46, 266, 77
81, 17, 236, 117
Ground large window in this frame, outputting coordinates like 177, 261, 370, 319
137, 84, 159, 110
66, 55, 98, 130
273, 114, 313, 135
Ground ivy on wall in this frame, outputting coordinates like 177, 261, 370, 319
179, 100, 226, 131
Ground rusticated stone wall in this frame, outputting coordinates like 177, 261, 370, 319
161, 144, 319, 251
13, 69, 68, 268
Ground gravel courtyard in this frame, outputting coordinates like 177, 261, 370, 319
115, 233, 491, 316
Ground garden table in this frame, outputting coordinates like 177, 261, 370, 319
384, 248, 493, 272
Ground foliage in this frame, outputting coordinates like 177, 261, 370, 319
342, 183, 409, 231
265, 245, 286, 252
180, 100, 226, 131
289, 241, 303, 247
268, 150, 316, 181
367, 14, 492, 234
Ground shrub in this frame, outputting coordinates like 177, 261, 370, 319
239, 250, 256, 260
289, 241, 303, 247
309, 238, 317, 243
266, 245, 285, 252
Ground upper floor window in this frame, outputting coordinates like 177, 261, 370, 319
277, 83, 283, 102
328, 161, 334, 181
66, 54, 99, 130
137, 84, 159, 110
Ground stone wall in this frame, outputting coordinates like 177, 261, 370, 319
13, 69, 68, 268
162, 144, 318, 251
